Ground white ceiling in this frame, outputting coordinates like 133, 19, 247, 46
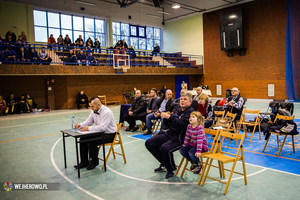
3, 0, 254, 24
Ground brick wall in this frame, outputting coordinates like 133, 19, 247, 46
203, 0, 287, 99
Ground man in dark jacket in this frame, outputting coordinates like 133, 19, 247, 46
145, 91, 194, 179
76, 91, 89, 109
124, 90, 147, 132
144, 89, 174, 135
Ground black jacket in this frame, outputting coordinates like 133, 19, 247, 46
129, 95, 147, 114
165, 106, 195, 143
76, 93, 88, 103
154, 98, 174, 113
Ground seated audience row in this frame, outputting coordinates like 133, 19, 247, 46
0, 93, 37, 115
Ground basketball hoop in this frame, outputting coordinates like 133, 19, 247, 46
113, 53, 130, 73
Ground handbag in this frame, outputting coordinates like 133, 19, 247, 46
215, 117, 230, 128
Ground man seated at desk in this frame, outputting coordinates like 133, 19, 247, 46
74, 96, 117, 170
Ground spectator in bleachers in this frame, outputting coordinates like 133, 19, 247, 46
124, 89, 147, 132
29, 48, 39, 64
57, 35, 64, 50
64, 35, 72, 47
86, 38, 93, 47
18, 94, 27, 114
75, 35, 83, 46
86, 41, 93, 52
67, 49, 77, 64
38, 47, 52, 65
0, 95, 9, 116
197, 93, 214, 128
94, 38, 100, 52
7, 93, 18, 114
5, 34, 14, 46
76, 90, 89, 110
26, 93, 37, 111
19, 31, 27, 43
86, 52, 97, 66
48, 34, 56, 50
121, 39, 128, 49
4, 47, 17, 63
17, 47, 29, 64
5, 30, 16, 43
128, 46, 136, 59
114, 40, 123, 49
152, 43, 160, 56
77, 50, 87, 65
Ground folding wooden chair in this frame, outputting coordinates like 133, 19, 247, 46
201, 130, 247, 195
224, 112, 237, 133
151, 119, 161, 136
262, 114, 295, 157
236, 108, 261, 143
98, 123, 126, 169
211, 111, 226, 128
98, 95, 107, 106
175, 129, 224, 184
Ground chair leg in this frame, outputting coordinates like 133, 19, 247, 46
262, 134, 271, 152
223, 160, 238, 195
198, 157, 209, 185
118, 134, 127, 164
175, 157, 185, 176
277, 135, 287, 157
258, 122, 261, 140
241, 148, 247, 185
250, 125, 255, 143
180, 159, 189, 177
201, 158, 214, 186
292, 135, 295, 153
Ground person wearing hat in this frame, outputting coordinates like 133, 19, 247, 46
223, 87, 244, 120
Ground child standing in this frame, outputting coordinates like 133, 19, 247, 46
179, 111, 208, 174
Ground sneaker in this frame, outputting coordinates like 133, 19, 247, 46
190, 163, 196, 171
193, 165, 202, 174
154, 165, 166, 172
165, 171, 175, 179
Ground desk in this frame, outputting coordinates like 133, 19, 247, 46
61, 129, 106, 178
119, 104, 131, 125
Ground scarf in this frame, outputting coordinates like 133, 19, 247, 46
198, 101, 208, 117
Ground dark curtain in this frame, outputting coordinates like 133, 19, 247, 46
286, 0, 300, 101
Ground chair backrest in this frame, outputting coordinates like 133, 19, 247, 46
224, 112, 237, 132
213, 129, 246, 158
98, 95, 107, 106
241, 108, 260, 123
214, 111, 225, 118
274, 113, 295, 123
204, 128, 220, 153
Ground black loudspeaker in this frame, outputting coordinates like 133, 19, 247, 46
153, 0, 160, 7
162, 21, 165, 25
220, 6, 243, 51
128, 15, 131, 19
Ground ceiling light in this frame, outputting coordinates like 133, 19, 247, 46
157, 10, 171, 15
147, 14, 161, 18
75, 0, 96, 6
172, 4, 180, 9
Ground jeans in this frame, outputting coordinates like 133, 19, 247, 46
146, 112, 161, 129
180, 144, 206, 164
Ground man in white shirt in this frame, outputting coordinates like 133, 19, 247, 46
74, 96, 117, 170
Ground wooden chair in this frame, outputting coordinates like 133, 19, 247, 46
212, 111, 226, 127
175, 129, 223, 184
151, 119, 161, 136
262, 114, 295, 157
201, 130, 247, 195
98, 123, 126, 169
98, 95, 107, 106
224, 112, 237, 133
236, 108, 261, 143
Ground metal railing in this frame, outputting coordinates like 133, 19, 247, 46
0, 42, 203, 68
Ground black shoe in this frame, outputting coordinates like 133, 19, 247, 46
74, 162, 89, 169
142, 126, 147, 131
131, 126, 139, 132
125, 127, 131, 131
165, 171, 175, 179
154, 165, 166, 172
143, 129, 152, 135
86, 163, 99, 170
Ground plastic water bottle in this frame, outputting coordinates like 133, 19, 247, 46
72, 115, 76, 131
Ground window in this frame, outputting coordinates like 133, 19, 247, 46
33, 10, 106, 46
112, 22, 161, 50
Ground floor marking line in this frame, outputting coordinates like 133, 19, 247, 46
223, 145, 300, 162
51, 137, 104, 200
0, 133, 61, 144
0, 119, 69, 129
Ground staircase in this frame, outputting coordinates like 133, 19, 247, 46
45, 49, 63, 64
152, 55, 175, 68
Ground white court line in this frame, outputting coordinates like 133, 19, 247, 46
1, 119, 69, 129
50, 137, 104, 200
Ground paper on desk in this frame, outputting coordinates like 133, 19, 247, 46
76, 130, 100, 134
213, 126, 225, 129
